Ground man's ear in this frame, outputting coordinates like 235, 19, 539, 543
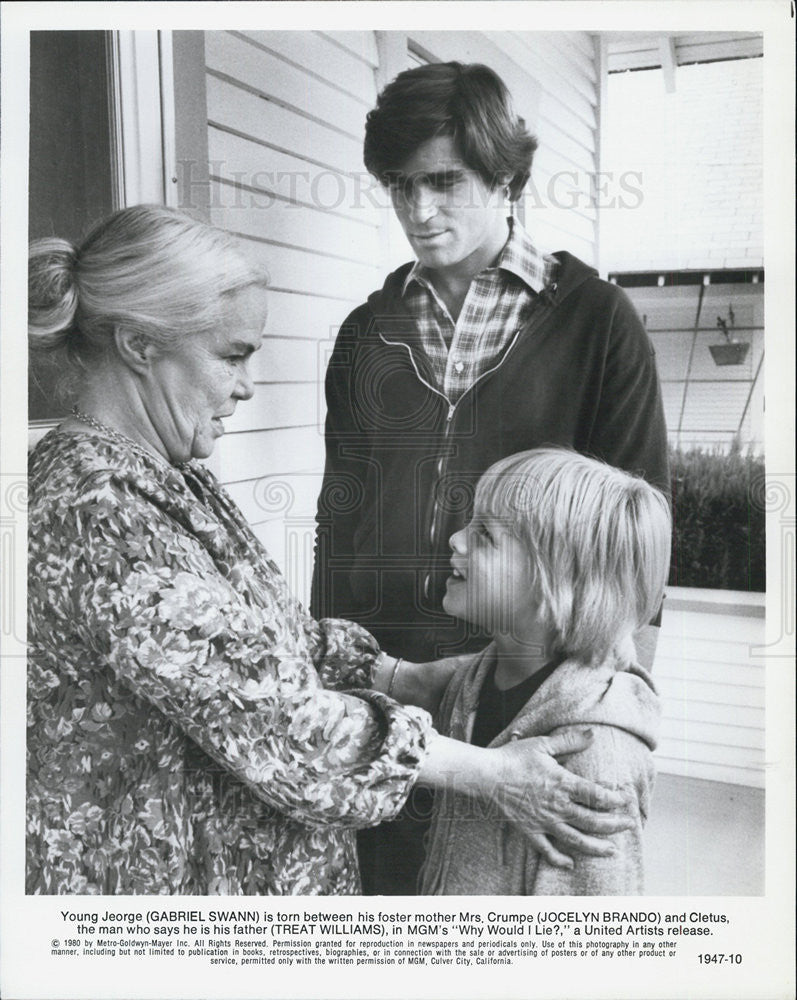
494, 174, 513, 202
114, 326, 157, 373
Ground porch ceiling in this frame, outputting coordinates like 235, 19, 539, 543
611, 277, 765, 452
602, 31, 763, 74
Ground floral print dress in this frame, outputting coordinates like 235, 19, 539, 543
27, 430, 431, 895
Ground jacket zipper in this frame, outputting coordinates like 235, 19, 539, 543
424, 399, 457, 580
422, 333, 529, 598
378, 296, 559, 600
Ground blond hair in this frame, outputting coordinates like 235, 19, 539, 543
475, 448, 671, 663
28, 204, 268, 378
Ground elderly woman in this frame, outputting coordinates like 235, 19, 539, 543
27, 205, 630, 895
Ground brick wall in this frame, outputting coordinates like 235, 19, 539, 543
600, 58, 763, 273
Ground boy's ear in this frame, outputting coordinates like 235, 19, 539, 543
114, 326, 157, 373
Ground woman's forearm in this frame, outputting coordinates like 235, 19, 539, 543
371, 654, 461, 713
417, 731, 491, 794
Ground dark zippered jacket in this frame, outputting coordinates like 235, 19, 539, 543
311, 252, 669, 663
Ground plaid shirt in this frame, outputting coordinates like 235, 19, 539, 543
402, 219, 559, 402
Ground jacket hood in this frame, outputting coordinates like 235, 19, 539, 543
421, 643, 660, 895
366, 251, 600, 321
445, 643, 661, 752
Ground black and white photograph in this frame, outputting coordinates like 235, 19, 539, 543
1, 3, 794, 999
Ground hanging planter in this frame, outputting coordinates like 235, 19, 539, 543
710, 313, 750, 366
709, 341, 751, 365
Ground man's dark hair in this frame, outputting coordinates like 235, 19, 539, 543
363, 61, 538, 202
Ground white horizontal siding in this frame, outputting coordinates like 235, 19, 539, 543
526, 198, 597, 246
251, 518, 318, 608
226, 471, 324, 603
263, 289, 360, 343
568, 31, 596, 60
238, 30, 377, 101
537, 91, 596, 152
655, 691, 764, 728
654, 595, 766, 788
241, 237, 380, 303
224, 383, 319, 435
205, 32, 368, 139
207, 129, 382, 232
534, 121, 596, 176
528, 221, 595, 264
215, 425, 325, 485
488, 32, 599, 264
250, 338, 322, 388
209, 180, 380, 266
225, 471, 324, 530
319, 30, 379, 67
201, 31, 380, 586
206, 76, 363, 176
654, 749, 763, 789
491, 32, 597, 127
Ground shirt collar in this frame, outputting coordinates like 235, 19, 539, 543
402, 217, 552, 297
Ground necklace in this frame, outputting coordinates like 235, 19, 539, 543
70, 406, 173, 467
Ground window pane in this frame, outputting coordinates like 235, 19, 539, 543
29, 31, 116, 421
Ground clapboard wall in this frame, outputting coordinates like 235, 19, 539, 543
188, 29, 600, 603
198, 31, 383, 600
654, 592, 766, 788
488, 31, 600, 265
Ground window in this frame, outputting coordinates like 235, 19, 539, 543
28, 30, 172, 428
28, 31, 117, 422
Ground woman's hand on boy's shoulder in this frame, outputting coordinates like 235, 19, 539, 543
485, 728, 637, 869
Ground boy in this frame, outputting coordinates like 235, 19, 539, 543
421, 448, 671, 895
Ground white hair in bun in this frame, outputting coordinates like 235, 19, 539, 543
28, 237, 80, 350
28, 204, 268, 380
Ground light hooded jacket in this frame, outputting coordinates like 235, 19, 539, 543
311, 252, 669, 664
421, 644, 660, 895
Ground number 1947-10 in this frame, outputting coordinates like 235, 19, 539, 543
699, 954, 743, 965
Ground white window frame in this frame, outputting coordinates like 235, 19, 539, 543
108, 29, 177, 209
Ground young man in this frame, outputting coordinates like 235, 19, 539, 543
311, 61, 669, 894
